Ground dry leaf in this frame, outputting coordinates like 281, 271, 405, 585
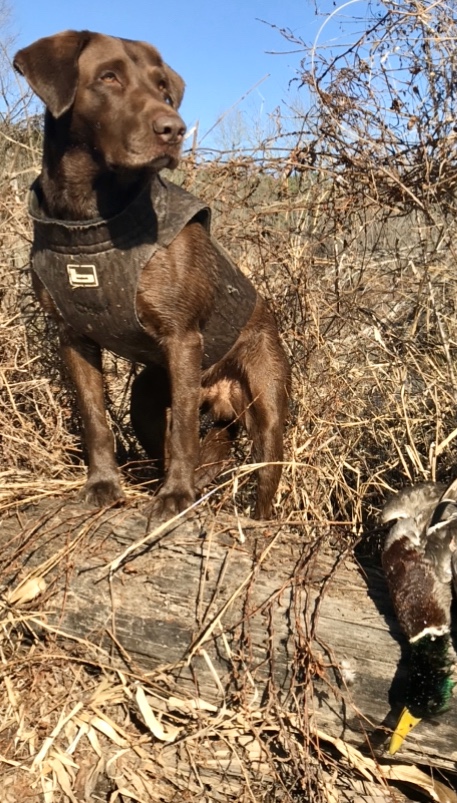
85, 725, 104, 758
80, 713, 129, 747
136, 686, 180, 742
32, 703, 83, 767
317, 730, 457, 803
7, 577, 46, 605
386, 765, 457, 803
48, 755, 78, 803
74, 756, 106, 800
66, 720, 89, 755
316, 731, 374, 782
114, 788, 150, 803
40, 773, 55, 803
167, 695, 218, 714
322, 779, 340, 803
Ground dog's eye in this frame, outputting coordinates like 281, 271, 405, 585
158, 80, 173, 105
100, 71, 118, 84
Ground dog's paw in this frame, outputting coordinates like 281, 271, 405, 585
82, 479, 125, 508
149, 488, 195, 519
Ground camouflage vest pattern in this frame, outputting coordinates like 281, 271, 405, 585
29, 174, 257, 369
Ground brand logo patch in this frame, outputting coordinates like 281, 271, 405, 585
67, 264, 99, 287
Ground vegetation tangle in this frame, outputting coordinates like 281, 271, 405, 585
2, 1, 457, 801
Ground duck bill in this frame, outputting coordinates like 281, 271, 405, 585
389, 707, 422, 755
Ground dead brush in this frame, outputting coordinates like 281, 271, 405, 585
3, 117, 457, 803
0, 140, 82, 509
197, 168, 457, 527
3, 6, 457, 800
2, 128, 457, 524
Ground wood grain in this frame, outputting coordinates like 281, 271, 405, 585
2, 497, 456, 777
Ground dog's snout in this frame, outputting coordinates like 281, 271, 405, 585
153, 113, 186, 143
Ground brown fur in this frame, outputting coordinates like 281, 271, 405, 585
14, 30, 290, 519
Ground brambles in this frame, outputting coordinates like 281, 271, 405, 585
2, 7, 457, 800
2, 2, 457, 524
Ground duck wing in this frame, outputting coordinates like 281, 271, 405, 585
381, 482, 445, 533
451, 550, 457, 598
425, 488, 457, 585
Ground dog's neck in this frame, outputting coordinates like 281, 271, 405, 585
40, 111, 150, 221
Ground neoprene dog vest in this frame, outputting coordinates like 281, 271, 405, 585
29, 174, 257, 369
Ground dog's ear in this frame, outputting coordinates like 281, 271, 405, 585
13, 30, 92, 118
164, 64, 185, 109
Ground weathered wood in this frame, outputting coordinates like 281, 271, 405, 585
2, 497, 457, 778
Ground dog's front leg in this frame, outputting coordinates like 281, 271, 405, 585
60, 326, 124, 507
152, 330, 203, 516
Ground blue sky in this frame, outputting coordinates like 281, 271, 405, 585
8, 0, 372, 149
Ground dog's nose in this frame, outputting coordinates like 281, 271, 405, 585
153, 113, 186, 143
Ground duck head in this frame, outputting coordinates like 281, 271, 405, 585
389, 633, 454, 754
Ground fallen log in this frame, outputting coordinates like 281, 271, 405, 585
1, 497, 457, 800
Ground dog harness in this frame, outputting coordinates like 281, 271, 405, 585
29, 174, 257, 369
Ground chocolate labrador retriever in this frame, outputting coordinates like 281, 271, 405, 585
14, 30, 290, 519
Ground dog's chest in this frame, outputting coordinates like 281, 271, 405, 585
32, 240, 166, 363
29, 176, 257, 368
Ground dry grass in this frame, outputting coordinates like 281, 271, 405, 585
2, 115, 457, 801
4, 4, 457, 797
3, 136, 457, 524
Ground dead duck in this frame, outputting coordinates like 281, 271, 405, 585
381, 482, 456, 754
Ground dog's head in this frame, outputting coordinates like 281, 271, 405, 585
14, 30, 186, 171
